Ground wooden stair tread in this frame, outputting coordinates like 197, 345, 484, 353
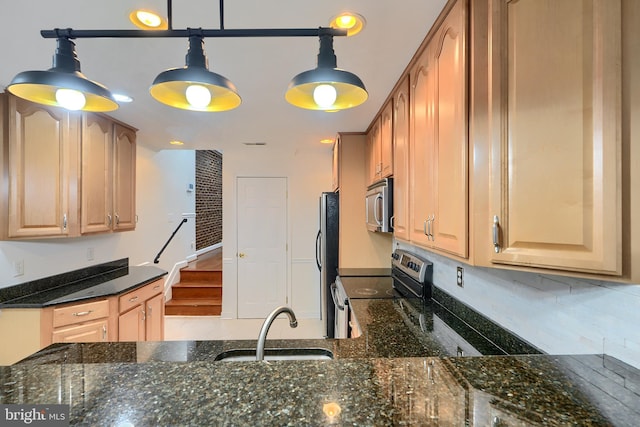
166, 298, 221, 306
172, 282, 222, 288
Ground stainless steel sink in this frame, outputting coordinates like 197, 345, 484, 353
214, 348, 333, 362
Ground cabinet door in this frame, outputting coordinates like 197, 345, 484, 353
145, 293, 164, 341
7, 96, 77, 238
331, 138, 340, 191
118, 306, 145, 341
81, 113, 113, 234
52, 319, 109, 343
113, 123, 136, 231
431, 0, 468, 258
409, 44, 436, 248
366, 117, 382, 185
380, 100, 394, 178
489, 0, 621, 274
393, 76, 411, 241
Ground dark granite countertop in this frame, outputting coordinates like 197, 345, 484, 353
2, 291, 638, 425
0, 259, 167, 308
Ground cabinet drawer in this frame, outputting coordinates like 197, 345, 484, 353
119, 280, 163, 313
52, 299, 110, 328
52, 319, 109, 343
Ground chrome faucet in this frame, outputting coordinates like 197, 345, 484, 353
256, 306, 298, 361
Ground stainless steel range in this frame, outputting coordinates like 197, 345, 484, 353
332, 249, 433, 338
391, 249, 433, 300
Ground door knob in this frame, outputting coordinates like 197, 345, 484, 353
238, 253, 245, 258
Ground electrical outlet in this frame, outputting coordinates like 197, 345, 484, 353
13, 260, 24, 277
456, 267, 464, 287
87, 247, 95, 261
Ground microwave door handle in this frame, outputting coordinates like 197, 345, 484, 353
374, 194, 383, 225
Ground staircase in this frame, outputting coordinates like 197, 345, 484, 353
165, 249, 222, 316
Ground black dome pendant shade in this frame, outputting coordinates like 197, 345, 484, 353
7, 37, 118, 112
285, 34, 367, 111
150, 35, 241, 112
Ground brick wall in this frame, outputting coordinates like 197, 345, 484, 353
195, 150, 222, 250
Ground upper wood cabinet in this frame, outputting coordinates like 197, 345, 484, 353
0, 94, 137, 239
82, 113, 113, 234
366, 116, 382, 186
392, 76, 411, 241
82, 116, 136, 234
486, 0, 622, 275
409, 0, 468, 258
113, 124, 136, 231
366, 100, 394, 187
331, 138, 340, 191
2, 95, 80, 239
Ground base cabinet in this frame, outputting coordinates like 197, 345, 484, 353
118, 279, 164, 342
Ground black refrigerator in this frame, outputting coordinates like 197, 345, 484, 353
316, 192, 339, 338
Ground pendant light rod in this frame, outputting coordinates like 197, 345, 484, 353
167, 0, 173, 30
40, 27, 346, 39
219, 0, 224, 30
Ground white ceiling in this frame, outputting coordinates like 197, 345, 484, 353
0, 0, 447, 152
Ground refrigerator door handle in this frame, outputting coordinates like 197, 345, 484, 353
315, 230, 322, 270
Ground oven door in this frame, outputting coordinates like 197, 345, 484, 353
331, 280, 349, 338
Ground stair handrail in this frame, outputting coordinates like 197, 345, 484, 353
154, 218, 188, 264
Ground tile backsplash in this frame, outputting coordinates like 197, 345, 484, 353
397, 241, 640, 369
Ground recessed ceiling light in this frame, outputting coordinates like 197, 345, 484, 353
113, 93, 133, 103
129, 9, 168, 30
320, 138, 335, 144
169, 140, 184, 146
329, 12, 366, 37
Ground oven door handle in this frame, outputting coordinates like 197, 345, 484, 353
330, 283, 345, 311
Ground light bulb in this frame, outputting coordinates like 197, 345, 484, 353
185, 85, 211, 109
136, 11, 162, 28
55, 88, 86, 110
313, 84, 337, 108
337, 15, 357, 29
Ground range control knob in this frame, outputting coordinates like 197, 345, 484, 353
413, 264, 420, 272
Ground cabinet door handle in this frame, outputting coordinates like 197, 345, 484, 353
129, 296, 139, 302
148, 306, 152, 317
423, 219, 428, 235
102, 325, 107, 340
493, 215, 501, 253
63, 214, 67, 230
115, 214, 120, 226
107, 214, 112, 226
72, 310, 93, 317
430, 215, 435, 241
141, 310, 146, 321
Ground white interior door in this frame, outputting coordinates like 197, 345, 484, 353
237, 177, 288, 318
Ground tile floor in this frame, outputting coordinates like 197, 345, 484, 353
164, 316, 325, 341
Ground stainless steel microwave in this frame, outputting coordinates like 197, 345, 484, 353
365, 178, 393, 233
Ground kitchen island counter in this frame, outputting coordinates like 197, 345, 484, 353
2, 299, 638, 425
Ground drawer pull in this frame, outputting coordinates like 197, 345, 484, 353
72, 310, 93, 317
153, 285, 160, 290
128, 296, 139, 302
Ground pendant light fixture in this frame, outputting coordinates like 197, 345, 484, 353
285, 33, 367, 111
150, 35, 241, 111
7, 37, 118, 112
